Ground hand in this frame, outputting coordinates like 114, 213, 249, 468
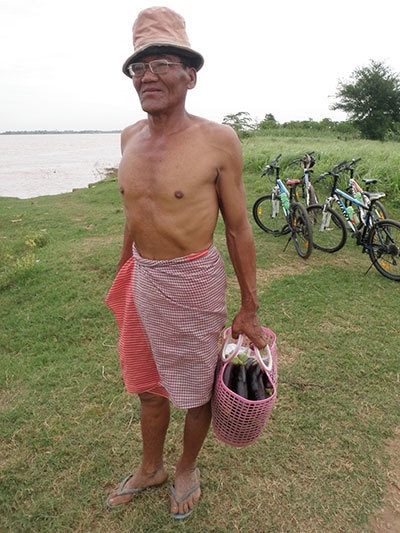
231, 309, 267, 350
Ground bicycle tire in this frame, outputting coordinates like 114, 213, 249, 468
289, 202, 313, 259
357, 196, 389, 230
252, 194, 289, 236
306, 204, 347, 253
367, 218, 400, 281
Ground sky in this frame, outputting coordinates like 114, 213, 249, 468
1, 0, 399, 132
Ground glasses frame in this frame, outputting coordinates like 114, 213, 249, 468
127, 59, 185, 79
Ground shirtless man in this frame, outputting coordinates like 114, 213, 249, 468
106, 6, 266, 519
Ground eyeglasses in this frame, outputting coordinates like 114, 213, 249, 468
127, 60, 185, 78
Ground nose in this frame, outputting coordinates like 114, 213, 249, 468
140, 65, 158, 80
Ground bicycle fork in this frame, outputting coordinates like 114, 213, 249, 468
272, 186, 280, 218
319, 204, 333, 231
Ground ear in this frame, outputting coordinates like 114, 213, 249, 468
187, 68, 197, 90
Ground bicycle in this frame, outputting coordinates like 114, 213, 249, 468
307, 165, 400, 281
253, 154, 313, 259
287, 152, 319, 206
337, 158, 389, 224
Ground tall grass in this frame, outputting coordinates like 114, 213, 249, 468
243, 134, 400, 204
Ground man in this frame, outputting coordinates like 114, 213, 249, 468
106, 6, 267, 519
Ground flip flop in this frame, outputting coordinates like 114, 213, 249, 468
170, 468, 201, 520
106, 474, 146, 510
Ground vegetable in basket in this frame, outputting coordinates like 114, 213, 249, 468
222, 349, 274, 401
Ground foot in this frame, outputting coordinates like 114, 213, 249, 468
106, 467, 168, 509
170, 467, 201, 519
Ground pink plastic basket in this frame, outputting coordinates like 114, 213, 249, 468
211, 327, 277, 447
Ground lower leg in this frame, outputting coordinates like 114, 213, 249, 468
139, 392, 170, 476
107, 392, 170, 507
171, 401, 211, 515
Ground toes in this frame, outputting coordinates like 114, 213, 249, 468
170, 484, 201, 516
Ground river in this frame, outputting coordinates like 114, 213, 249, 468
0, 133, 121, 199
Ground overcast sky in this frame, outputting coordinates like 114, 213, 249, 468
1, 0, 399, 132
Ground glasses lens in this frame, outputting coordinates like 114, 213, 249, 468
128, 63, 145, 77
149, 60, 169, 74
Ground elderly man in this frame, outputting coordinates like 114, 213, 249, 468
106, 6, 266, 519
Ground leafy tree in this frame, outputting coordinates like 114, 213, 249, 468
222, 111, 257, 137
331, 60, 400, 141
258, 113, 278, 131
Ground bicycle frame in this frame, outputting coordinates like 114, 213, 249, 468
324, 174, 384, 248
332, 187, 367, 231
287, 152, 316, 206
271, 179, 291, 218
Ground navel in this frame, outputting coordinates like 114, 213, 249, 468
174, 190, 184, 199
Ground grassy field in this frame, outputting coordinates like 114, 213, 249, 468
1, 135, 399, 532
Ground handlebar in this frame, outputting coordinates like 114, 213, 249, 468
288, 151, 315, 169
315, 158, 362, 182
261, 153, 282, 176
315, 168, 340, 183
339, 157, 361, 171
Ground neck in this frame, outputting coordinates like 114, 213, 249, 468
147, 107, 192, 135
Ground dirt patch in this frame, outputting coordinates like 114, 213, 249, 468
366, 426, 400, 532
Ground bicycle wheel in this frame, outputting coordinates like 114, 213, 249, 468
358, 198, 388, 229
306, 204, 347, 253
253, 194, 289, 236
368, 219, 400, 281
289, 202, 313, 259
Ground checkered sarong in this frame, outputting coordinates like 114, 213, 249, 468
105, 257, 168, 398
132, 245, 227, 409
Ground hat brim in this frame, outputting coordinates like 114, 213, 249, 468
122, 44, 204, 77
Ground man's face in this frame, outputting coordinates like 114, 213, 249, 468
130, 54, 196, 114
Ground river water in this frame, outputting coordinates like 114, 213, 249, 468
0, 133, 121, 199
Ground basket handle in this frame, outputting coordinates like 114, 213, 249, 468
221, 331, 244, 362
221, 329, 273, 373
252, 345, 273, 373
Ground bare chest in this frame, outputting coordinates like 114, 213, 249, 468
119, 136, 217, 199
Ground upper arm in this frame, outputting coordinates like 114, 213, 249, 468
215, 126, 249, 232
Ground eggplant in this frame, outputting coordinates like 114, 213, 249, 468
246, 361, 267, 401
262, 372, 274, 398
227, 363, 239, 392
223, 362, 234, 388
230, 365, 248, 400
235, 364, 248, 399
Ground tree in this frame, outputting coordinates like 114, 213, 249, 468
258, 113, 278, 131
331, 60, 400, 141
222, 111, 257, 137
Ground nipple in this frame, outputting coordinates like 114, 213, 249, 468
174, 190, 184, 199
119, 186, 125, 194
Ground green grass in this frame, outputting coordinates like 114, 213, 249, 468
1, 136, 400, 532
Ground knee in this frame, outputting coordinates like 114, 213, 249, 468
187, 401, 211, 420
139, 391, 169, 409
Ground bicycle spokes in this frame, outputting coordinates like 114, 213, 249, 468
367, 219, 400, 281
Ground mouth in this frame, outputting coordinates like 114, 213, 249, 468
141, 86, 162, 97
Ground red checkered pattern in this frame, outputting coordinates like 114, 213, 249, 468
132, 245, 227, 409
105, 257, 168, 398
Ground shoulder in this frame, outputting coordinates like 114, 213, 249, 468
190, 115, 241, 148
121, 119, 147, 139
121, 120, 147, 152
192, 115, 238, 136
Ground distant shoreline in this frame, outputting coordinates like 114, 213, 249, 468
0, 130, 122, 136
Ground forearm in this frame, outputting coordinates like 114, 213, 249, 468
225, 223, 259, 312
225, 223, 267, 348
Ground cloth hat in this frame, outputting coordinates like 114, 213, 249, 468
122, 6, 204, 77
